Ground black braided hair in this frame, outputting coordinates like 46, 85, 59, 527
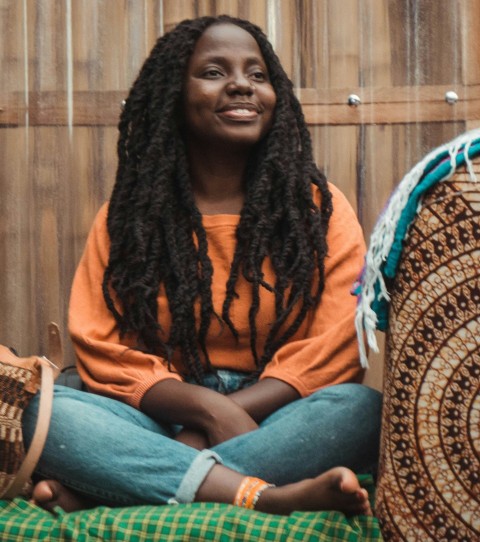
103, 15, 333, 382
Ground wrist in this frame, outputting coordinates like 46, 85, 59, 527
228, 378, 300, 423
195, 390, 246, 432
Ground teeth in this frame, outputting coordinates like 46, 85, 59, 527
228, 109, 255, 115
220, 107, 257, 118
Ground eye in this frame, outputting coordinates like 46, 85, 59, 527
202, 68, 224, 78
250, 70, 268, 82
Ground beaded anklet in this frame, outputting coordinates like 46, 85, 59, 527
233, 476, 275, 510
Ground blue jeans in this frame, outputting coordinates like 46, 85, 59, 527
23, 374, 382, 507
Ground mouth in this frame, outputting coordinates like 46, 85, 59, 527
217, 103, 260, 121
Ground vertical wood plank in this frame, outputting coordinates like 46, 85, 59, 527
0, 0, 38, 352
460, 0, 480, 130
358, 0, 393, 237
267, 0, 297, 81
244, 0, 267, 30
163, 0, 197, 31
318, 0, 359, 208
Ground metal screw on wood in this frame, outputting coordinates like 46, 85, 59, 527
445, 91, 458, 105
347, 94, 361, 107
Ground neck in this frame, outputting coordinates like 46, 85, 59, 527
187, 143, 250, 215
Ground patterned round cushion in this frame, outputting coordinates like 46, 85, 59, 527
376, 162, 480, 541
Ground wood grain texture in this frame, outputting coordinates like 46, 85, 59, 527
1, 0, 478, 384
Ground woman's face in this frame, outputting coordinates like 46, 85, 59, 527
183, 23, 277, 150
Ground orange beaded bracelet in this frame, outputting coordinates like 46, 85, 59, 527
233, 476, 275, 510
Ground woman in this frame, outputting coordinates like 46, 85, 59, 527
24, 15, 381, 515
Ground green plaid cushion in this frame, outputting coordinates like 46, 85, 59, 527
0, 477, 382, 541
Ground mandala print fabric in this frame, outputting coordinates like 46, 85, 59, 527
376, 165, 480, 541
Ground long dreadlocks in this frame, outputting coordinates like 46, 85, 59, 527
102, 15, 333, 383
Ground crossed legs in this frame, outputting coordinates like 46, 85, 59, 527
23, 384, 381, 515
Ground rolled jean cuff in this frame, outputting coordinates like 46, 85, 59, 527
171, 449, 223, 504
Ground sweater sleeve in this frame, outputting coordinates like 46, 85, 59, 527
68, 203, 183, 409
259, 184, 366, 397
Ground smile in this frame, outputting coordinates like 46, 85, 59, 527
216, 103, 260, 121
218, 108, 259, 120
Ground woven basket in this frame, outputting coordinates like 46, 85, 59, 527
376, 159, 480, 541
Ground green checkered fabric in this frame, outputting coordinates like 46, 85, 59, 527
0, 477, 383, 541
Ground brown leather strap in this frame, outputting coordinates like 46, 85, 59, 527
4, 356, 56, 499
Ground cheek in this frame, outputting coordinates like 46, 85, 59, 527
184, 83, 211, 113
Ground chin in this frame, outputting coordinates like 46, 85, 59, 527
220, 129, 266, 147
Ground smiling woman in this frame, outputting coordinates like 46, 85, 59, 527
21, 15, 382, 517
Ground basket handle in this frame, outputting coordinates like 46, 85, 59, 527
4, 356, 56, 499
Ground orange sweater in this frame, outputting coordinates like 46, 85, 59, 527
69, 183, 366, 409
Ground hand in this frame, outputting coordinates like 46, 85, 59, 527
175, 407, 258, 449
204, 403, 259, 446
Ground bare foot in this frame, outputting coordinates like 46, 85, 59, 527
256, 467, 372, 516
31, 480, 94, 513
31, 468, 371, 517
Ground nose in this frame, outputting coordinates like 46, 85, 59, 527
226, 73, 254, 95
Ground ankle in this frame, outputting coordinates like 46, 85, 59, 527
233, 476, 275, 510
254, 483, 301, 515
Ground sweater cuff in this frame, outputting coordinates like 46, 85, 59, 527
259, 369, 311, 398
130, 372, 183, 409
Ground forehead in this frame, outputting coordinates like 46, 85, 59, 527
190, 23, 265, 63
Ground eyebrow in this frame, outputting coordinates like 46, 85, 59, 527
198, 55, 266, 66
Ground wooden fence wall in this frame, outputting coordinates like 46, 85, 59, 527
1, 0, 479, 388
